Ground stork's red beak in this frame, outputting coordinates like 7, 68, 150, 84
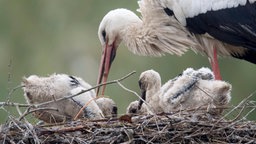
96, 42, 116, 96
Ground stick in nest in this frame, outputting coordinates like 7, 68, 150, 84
1, 71, 136, 123
74, 71, 136, 119
20, 74, 105, 123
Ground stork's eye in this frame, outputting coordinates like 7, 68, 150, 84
102, 30, 106, 42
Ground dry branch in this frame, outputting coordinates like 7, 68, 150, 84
1, 71, 256, 143
1, 109, 256, 144
36, 70, 136, 108
1, 93, 256, 143
1, 71, 136, 124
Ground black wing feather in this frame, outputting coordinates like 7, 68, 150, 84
183, 1, 256, 63
186, 2, 256, 50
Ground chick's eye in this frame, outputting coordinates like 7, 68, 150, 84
131, 108, 137, 114
26, 92, 32, 99
102, 30, 106, 42
139, 80, 147, 90
112, 106, 118, 114
138, 81, 142, 89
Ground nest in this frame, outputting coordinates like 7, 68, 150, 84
1, 72, 256, 143
1, 107, 256, 144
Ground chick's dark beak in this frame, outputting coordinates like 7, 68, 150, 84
138, 80, 146, 110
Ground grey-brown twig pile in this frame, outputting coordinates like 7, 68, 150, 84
1, 71, 256, 143
1, 105, 256, 144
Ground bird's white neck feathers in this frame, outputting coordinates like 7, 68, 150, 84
99, 1, 197, 57
139, 70, 162, 105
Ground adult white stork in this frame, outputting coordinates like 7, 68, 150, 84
97, 0, 256, 95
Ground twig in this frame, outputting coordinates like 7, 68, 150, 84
2, 110, 256, 143
116, 81, 141, 99
194, 84, 215, 100
230, 104, 246, 122
35, 71, 136, 108
7, 85, 23, 98
8, 115, 25, 132
217, 91, 256, 123
116, 81, 154, 115
74, 97, 99, 120
7, 58, 13, 103
0, 102, 32, 107
72, 71, 136, 119
16, 104, 41, 144
206, 91, 256, 134
242, 106, 256, 120
19, 107, 59, 121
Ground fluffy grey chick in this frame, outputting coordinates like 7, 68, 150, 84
96, 97, 118, 118
22, 74, 103, 123
138, 70, 164, 114
159, 67, 231, 115
126, 100, 148, 115
139, 68, 231, 115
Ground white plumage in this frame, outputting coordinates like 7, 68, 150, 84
168, 0, 250, 20
126, 100, 148, 115
22, 74, 103, 123
137, 68, 232, 115
96, 0, 256, 95
138, 70, 164, 113
95, 97, 118, 118
160, 68, 232, 114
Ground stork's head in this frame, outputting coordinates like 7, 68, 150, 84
97, 8, 141, 95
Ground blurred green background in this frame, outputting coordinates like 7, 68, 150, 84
0, 0, 255, 123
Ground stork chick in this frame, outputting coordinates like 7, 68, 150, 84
138, 68, 232, 115
126, 100, 148, 115
138, 70, 164, 113
160, 68, 231, 115
95, 97, 118, 118
22, 74, 103, 123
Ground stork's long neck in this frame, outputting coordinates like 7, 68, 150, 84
120, 20, 143, 51
145, 82, 161, 103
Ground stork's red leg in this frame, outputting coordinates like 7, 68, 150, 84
210, 47, 222, 80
